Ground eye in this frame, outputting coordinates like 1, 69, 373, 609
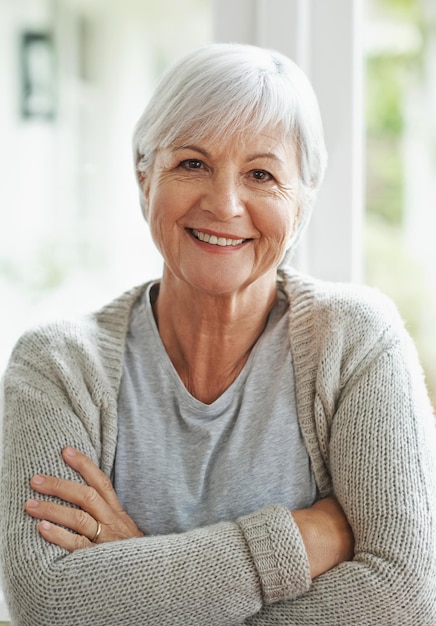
250, 169, 273, 182
180, 159, 204, 170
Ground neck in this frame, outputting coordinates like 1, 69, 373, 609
153, 267, 278, 403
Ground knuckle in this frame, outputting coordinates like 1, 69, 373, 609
52, 477, 64, 492
76, 534, 91, 550
82, 486, 99, 506
39, 499, 53, 515
99, 473, 113, 494
75, 509, 90, 533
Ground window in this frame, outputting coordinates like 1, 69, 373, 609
365, 0, 436, 409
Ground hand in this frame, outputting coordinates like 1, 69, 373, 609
25, 447, 144, 551
292, 497, 354, 579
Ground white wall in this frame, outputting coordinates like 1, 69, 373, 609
0, 0, 56, 260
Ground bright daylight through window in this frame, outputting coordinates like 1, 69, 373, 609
365, 0, 436, 409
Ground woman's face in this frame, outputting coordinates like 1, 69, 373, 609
142, 129, 301, 296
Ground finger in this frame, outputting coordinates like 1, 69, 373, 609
62, 447, 123, 510
25, 498, 101, 543
37, 520, 94, 551
30, 474, 113, 524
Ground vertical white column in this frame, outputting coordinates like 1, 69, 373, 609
213, 0, 364, 282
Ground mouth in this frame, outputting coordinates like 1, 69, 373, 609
190, 229, 247, 247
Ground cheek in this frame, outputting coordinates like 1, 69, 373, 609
146, 196, 169, 254
147, 187, 186, 254
281, 192, 301, 237
268, 202, 300, 244
269, 208, 300, 261
146, 185, 170, 227
147, 214, 163, 255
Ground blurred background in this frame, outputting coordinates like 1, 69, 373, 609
0, 0, 435, 619
0, 0, 213, 371
364, 0, 436, 408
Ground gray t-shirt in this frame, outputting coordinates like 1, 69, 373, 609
115, 283, 317, 535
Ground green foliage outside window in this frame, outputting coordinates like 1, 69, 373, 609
365, 0, 436, 407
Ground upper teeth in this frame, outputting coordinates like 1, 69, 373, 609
192, 229, 245, 246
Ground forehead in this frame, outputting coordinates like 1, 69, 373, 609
169, 129, 297, 163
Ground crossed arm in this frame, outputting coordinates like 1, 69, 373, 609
25, 446, 354, 580
1, 376, 354, 626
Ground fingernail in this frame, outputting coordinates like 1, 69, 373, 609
31, 475, 45, 485
63, 446, 76, 457
40, 521, 52, 532
26, 499, 40, 509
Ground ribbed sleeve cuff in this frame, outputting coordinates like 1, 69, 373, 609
237, 504, 311, 605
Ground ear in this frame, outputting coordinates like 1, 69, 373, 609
141, 172, 150, 211
137, 171, 151, 220
290, 198, 302, 235
137, 169, 148, 191
295, 201, 302, 223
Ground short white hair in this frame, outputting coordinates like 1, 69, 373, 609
133, 43, 327, 256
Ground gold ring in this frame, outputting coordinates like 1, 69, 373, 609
91, 520, 102, 543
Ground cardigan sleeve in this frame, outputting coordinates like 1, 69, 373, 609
245, 309, 436, 624
0, 337, 311, 626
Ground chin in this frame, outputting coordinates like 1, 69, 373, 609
184, 268, 274, 298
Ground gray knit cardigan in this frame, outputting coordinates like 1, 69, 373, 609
1, 269, 435, 625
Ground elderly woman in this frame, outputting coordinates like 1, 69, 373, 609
1, 43, 435, 625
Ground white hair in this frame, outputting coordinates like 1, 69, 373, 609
132, 43, 327, 257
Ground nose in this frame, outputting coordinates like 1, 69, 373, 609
200, 171, 245, 220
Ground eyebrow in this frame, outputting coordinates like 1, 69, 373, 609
172, 144, 210, 158
172, 145, 285, 165
246, 152, 285, 165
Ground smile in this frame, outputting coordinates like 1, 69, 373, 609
191, 229, 246, 247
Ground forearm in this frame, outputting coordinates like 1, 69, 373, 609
2, 500, 311, 626
246, 547, 436, 625
1, 380, 312, 625
246, 342, 436, 625
291, 497, 354, 580
3, 515, 256, 626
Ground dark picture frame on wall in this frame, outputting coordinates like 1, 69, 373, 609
20, 31, 56, 120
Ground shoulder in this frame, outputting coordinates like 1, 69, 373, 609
278, 268, 413, 392
279, 268, 404, 343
